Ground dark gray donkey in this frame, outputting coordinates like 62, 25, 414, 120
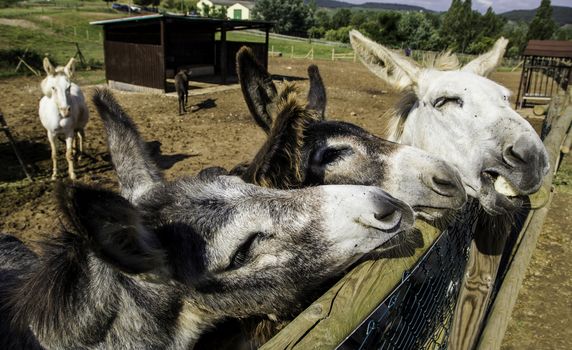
0, 89, 415, 349
234, 47, 467, 222
175, 69, 190, 115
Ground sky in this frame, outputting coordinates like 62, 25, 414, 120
344, 0, 572, 13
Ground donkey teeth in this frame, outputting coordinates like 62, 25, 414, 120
494, 176, 519, 197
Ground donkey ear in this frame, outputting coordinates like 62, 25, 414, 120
64, 58, 76, 78
237, 46, 277, 134
306, 65, 327, 119
350, 30, 419, 91
461, 37, 508, 77
92, 89, 163, 204
58, 184, 164, 275
242, 88, 313, 188
43, 57, 55, 76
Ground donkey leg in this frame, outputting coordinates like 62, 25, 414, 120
77, 129, 85, 161
47, 131, 58, 180
65, 136, 76, 180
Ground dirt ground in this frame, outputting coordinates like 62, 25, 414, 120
0, 58, 569, 347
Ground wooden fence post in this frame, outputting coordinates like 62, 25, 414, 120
332, 48, 335, 61
353, 50, 357, 62
291, 45, 294, 59
73, 26, 77, 36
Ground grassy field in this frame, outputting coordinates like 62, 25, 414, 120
0, 3, 356, 79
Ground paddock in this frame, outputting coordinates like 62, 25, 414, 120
0, 57, 571, 349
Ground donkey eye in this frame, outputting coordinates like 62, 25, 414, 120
317, 146, 351, 166
228, 232, 262, 270
433, 97, 463, 109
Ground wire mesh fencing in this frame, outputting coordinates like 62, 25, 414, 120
338, 200, 481, 350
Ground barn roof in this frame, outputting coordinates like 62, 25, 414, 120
90, 14, 273, 30
523, 40, 572, 58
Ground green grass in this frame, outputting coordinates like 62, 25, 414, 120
221, 32, 354, 61
0, 2, 121, 77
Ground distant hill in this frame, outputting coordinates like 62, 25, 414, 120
308, 0, 430, 12
500, 6, 572, 25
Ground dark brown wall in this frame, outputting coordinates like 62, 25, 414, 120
104, 41, 164, 90
215, 41, 267, 75
164, 22, 216, 73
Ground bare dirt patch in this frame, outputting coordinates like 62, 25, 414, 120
0, 18, 39, 30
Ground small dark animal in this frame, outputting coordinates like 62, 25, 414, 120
175, 69, 190, 115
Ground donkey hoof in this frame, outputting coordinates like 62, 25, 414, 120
69, 173, 77, 180
51, 174, 57, 180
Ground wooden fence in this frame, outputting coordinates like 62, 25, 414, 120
261, 90, 572, 349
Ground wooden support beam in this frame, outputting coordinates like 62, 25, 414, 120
264, 26, 269, 70
0, 113, 32, 180
220, 23, 227, 84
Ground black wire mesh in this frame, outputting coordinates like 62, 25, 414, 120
337, 200, 481, 350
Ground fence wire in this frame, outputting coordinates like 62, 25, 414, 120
338, 200, 481, 350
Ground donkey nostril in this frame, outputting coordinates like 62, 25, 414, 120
374, 206, 398, 222
504, 145, 526, 165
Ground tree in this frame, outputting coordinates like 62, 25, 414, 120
398, 12, 439, 50
440, 0, 479, 52
102, 0, 115, 8
331, 8, 351, 29
527, 0, 557, 41
501, 21, 529, 57
253, 0, 313, 37
315, 10, 331, 30
480, 7, 505, 38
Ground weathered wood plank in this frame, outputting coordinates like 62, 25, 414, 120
261, 220, 441, 350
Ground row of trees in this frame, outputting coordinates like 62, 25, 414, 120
253, 0, 571, 56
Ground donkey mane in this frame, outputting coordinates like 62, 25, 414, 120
243, 84, 319, 188
382, 91, 419, 140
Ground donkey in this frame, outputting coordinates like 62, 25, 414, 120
39, 57, 89, 180
233, 47, 467, 222
193, 47, 468, 350
350, 31, 549, 216
175, 69, 191, 115
0, 89, 415, 349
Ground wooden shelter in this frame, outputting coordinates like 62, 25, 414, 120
516, 40, 572, 108
90, 14, 273, 93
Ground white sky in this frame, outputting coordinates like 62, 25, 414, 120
343, 0, 572, 13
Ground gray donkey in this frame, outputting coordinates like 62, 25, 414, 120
0, 89, 415, 349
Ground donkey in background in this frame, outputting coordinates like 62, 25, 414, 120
175, 69, 191, 115
0, 89, 415, 349
39, 57, 89, 180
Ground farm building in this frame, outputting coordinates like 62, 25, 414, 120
90, 14, 273, 93
197, 0, 256, 20
515, 39, 572, 108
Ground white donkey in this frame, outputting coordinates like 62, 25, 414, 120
350, 32, 549, 216
39, 57, 89, 180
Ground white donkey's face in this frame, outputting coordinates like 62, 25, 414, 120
351, 31, 549, 215
41, 57, 75, 118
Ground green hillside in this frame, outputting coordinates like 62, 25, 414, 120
500, 6, 572, 25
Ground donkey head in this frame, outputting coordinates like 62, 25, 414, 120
92, 89, 414, 321
350, 31, 549, 215
236, 47, 466, 221
41, 57, 76, 118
